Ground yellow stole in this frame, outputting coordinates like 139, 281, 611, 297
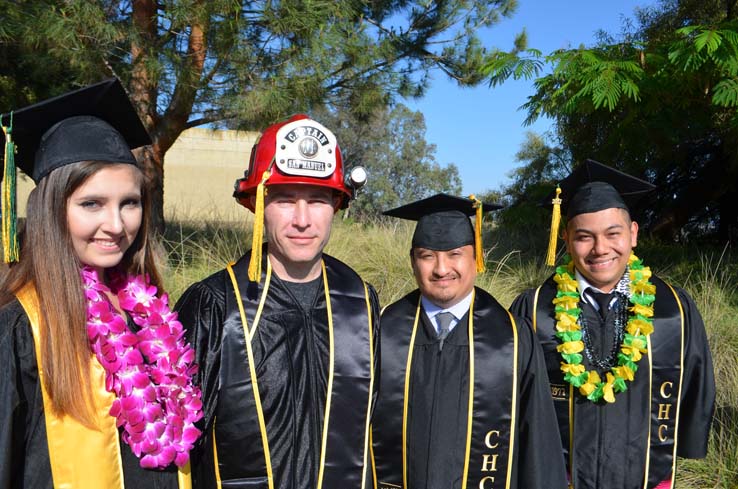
16, 283, 191, 489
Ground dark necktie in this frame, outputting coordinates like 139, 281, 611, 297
436, 311, 454, 352
586, 288, 613, 320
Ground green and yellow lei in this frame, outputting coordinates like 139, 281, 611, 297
553, 253, 655, 403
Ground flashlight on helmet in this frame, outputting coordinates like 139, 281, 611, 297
345, 166, 367, 195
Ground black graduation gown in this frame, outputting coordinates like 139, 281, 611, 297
407, 306, 470, 487
510, 275, 715, 489
372, 287, 568, 489
0, 300, 180, 489
174, 252, 380, 489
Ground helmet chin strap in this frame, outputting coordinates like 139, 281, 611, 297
248, 161, 274, 282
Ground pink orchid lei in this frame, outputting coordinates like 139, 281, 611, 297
81, 266, 203, 469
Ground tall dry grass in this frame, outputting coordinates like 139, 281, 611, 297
160, 212, 737, 487
161, 220, 249, 299
671, 251, 738, 488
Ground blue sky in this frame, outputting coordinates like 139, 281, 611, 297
405, 0, 657, 196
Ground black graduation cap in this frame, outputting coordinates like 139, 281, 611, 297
383, 193, 502, 272
547, 159, 655, 219
1, 77, 150, 263
543, 159, 656, 266
2, 77, 151, 184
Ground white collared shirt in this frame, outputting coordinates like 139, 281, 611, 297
574, 269, 616, 312
421, 291, 474, 335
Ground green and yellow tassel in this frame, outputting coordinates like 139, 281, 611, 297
469, 194, 486, 273
545, 186, 562, 267
1, 113, 19, 263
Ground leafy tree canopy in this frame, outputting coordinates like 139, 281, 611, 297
314, 104, 462, 217
1, 0, 519, 231
482, 0, 738, 241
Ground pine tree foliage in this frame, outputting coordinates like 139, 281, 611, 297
1, 0, 517, 230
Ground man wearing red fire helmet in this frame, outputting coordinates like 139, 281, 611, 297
175, 114, 378, 489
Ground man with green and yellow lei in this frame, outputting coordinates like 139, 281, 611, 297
510, 160, 715, 489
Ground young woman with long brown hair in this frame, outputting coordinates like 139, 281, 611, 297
0, 79, 202, 489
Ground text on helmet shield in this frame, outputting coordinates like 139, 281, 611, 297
275, 122, 337, 178
285, 126, 329, 145
287, 159, 326, 171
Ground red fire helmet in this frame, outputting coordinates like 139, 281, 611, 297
234, 114, 354, 211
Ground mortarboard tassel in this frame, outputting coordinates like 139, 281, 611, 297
247, 169, 272, 282
546, 186, 562, 267
1, 113, 19, 263
469, 194, 486, 273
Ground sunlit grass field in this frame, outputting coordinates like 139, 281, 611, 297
161, 210, 737, 488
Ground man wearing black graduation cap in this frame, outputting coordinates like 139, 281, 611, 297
372, 193, 568, 489
510, 160, 715, 489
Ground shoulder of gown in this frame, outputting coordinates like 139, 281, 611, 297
0, 300, 48, 488
173, 268, 229, 456
509, 284, 543, 321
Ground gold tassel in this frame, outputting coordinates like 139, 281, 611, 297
247, 169, 271, 282
546, 186, 562, 267
1, 113, 19, 263
469, 194, 486, 273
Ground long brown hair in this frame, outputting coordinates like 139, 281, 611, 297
0, 160, 162, 425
